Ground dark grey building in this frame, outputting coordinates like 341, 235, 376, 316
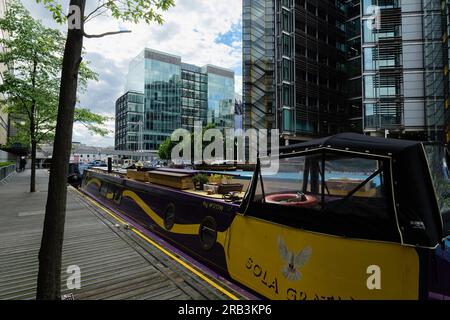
244, 0, 350, 144
115, 91, 144, 152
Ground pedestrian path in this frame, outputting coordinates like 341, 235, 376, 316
0, 170, 246, 300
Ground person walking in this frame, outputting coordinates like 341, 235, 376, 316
19, 157, 27, 172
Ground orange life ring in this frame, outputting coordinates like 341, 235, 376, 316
265, 193, 318, 207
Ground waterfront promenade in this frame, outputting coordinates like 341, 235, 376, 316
0, 170, 244, 300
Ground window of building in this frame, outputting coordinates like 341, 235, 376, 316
283, 85, 292, 107
306, 3, 316, 15
282, 59, 293, 81
282, 34, 293, 56
282, 9, 292, 32
283, 109, 293, 132
308, 73, 317, 84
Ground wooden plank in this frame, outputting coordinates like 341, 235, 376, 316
0, 170, 242, 300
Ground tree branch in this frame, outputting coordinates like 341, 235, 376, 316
84, 2, 108, 23
83, 30, 132, 38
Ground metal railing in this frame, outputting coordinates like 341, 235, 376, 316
0, 164, 16, 183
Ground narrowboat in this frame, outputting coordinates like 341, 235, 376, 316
80, 133, 450, 300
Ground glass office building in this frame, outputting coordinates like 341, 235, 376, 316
362, 0, 446, 141
346, 0, 363, 132
115, 91, 145, 151
244, 0, 351, 144
244, 0, 450, 143
243, 0, 276, 131
116, 48, 235, 151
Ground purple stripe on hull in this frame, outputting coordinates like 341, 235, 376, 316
428, 291, 450, 300
81, 190, 260, 300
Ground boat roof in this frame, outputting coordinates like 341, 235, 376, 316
275, 132, 447, 246
279, 133, 422, 157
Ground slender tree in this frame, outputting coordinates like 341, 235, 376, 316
35, 0, 174, 300
0, 1, 109, 193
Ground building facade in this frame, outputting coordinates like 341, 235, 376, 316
244, 0, 351, 144
362, 0, 446, 141
244, 0, 450, 143
243, 0, 276, 132
181, 63, 208, 129
115, 91, 144, 151
117, 48, 235, 152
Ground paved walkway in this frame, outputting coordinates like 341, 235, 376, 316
0, 170, 241, 300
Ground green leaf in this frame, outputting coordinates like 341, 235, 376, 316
0, 1, 108, 145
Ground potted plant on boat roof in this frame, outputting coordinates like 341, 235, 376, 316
192, 173, 209, 191
208, 174, 223, 185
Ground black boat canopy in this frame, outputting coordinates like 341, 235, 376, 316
279, 132, 420, 157
269, 133, 447, 247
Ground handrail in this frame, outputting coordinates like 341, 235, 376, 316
0, 164, 16, 182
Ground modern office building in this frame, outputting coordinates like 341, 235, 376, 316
243, 0, 450, 144
116, 48, 235, 152
115, 91, 144, 151
346, 0, 363, 132
243, 0, 276, 132
362, 0, 446, 141
244, 0, 351, 144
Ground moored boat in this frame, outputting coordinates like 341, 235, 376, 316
80, 133, 450, 300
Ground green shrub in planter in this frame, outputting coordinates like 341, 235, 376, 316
192, 174, 209, 190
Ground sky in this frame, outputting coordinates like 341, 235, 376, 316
22, 0, 243, 147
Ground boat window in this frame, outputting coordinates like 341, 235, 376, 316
249, 152, 398, 242
424, 145, 450, 236
255, 154, 385, 208
110, 185, 122, 205
255, 154, 323, 210
100, 182, 108, 197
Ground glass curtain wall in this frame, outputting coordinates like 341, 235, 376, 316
243, 0, 276, 130
362, 0, 404, 132
207, 71, 235, 130
144, 58, 181, 151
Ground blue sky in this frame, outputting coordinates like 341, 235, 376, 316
23, 0, 243, 147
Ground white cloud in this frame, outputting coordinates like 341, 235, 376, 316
24, 0, 243, 147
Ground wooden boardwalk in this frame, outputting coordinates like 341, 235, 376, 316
0, 170, 245, 300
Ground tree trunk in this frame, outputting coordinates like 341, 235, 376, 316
37, 0, 86, 300
30, 140, 36, 193
30, 58, 37, 193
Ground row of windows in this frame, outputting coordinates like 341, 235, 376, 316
295, 44, 346, 66
181, 71, 207, 83
294, 0, 346, 21
296, 71, 347, 92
